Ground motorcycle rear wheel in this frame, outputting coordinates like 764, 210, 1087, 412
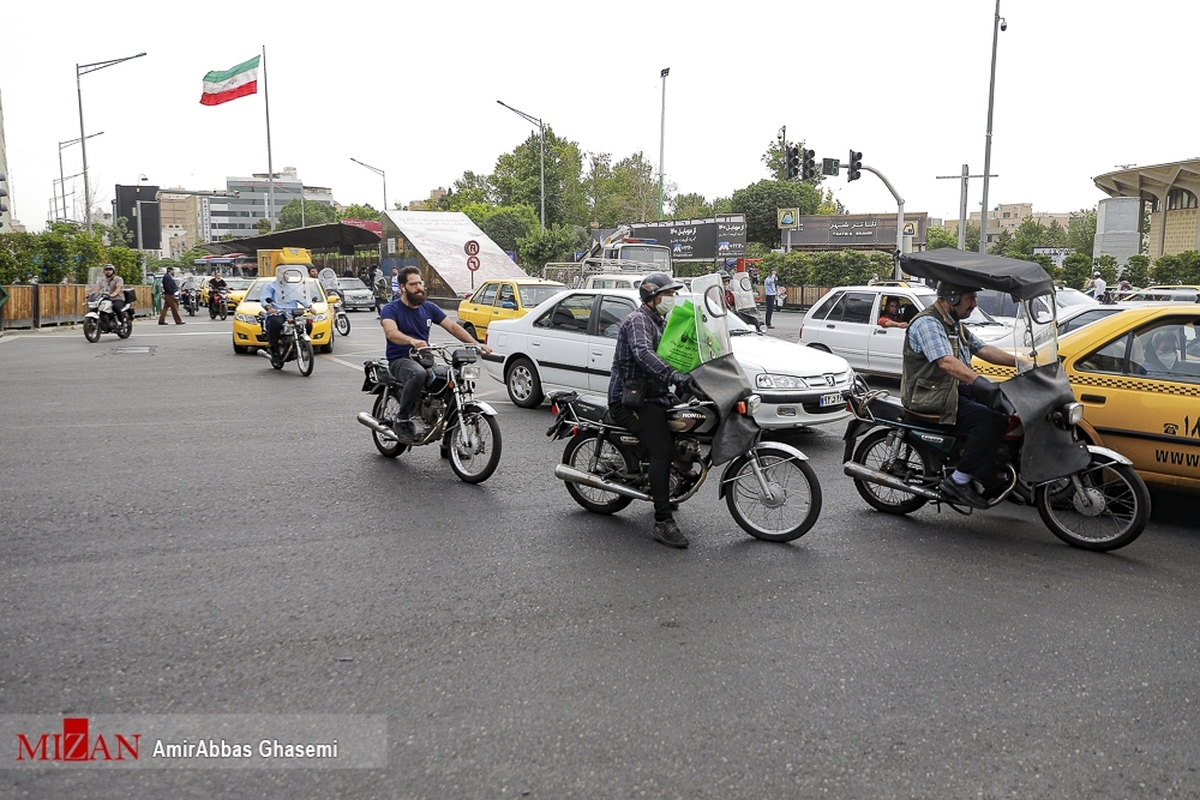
448, 412, 501, 484
852, 428, 936, 515
562, 432, 636, 514
371, 390, 408, 457
724, 447, 822, 542
1035, 458, 1150, 551
83, 318, 101, 343
335, 313, 351, 337
296, 339, 314, 376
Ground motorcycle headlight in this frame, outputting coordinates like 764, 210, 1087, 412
745, 394, 762, 415
756, 373, 810, 390
460, 365, 481, 381
1063, 401, 1084, 427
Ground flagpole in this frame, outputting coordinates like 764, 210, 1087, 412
262, 44, 275, 231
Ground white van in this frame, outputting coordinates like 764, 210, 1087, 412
582, 273, 651, 290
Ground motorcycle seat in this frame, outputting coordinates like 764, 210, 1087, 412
902, 409, 956, 431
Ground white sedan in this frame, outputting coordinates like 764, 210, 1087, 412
482, 288, 855, 430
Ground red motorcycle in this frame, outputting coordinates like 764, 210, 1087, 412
208, 287, 229, 320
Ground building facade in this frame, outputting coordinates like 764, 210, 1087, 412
201, 167, 333, 242
1094, 160, 1200, 259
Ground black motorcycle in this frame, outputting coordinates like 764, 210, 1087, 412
841, 249, 1150, 552
255, 307, 315, 376
180, 286, 198, 316
83, 291, 134, 342
357, 345, 501, 484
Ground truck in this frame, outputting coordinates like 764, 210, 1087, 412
542, 224, 673, 288
257, 247, 314, 278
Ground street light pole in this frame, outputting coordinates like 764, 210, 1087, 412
76, 52, 146, 233
658, 67, 670, 221
496, 100, 545, 231
58, 132, 103, 222
350, 157, 387, 212
979, 1, 1005, 254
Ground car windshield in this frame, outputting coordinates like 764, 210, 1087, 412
337, 278, 367, 291
519, 285, 566, 307
1056, 287, 1096, 307
244, 278, 325, 303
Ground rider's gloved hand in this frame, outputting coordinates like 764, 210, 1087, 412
673, 372, 700, 398
971, 375, 1004, 410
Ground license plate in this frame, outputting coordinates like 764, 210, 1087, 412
819, 392, 843, 408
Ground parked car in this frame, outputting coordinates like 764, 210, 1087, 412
332, 277, 375, 311
974, 303, 1200, 491
798, 284, 1013, 377
1117, 285, 1200, 303
483, 288, 855, 431
232, 278, 336, 354
457, 278, 566, 342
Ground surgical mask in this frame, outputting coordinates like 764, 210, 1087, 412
656, 296, 676, 317
1159, 351, 1176, 369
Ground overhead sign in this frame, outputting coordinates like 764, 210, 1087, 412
777, 208, 799, 229
821, 158, 841, 177
782, 213, 929, 247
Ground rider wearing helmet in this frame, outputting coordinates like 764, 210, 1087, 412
608, 273, 696, 548
94, 264, 127, 317
720, 270, 736, 311
900, 281, 1019, 509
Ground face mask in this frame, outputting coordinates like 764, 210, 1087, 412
656, 296, 675, 317
1159, 351, 1176, 369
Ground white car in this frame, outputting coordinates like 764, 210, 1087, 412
483, 288, 855, 430
799, 285, 1014, 378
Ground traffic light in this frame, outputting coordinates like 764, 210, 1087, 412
801, 149, 816, 181
786, 146, 800, 179
848, 150, 863, 182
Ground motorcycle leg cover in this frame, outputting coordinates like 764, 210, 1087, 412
999, 362, 1091, 483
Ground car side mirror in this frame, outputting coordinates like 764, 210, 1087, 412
326, 293, 340, 303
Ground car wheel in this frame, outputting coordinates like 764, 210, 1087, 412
506, 357, 543, 408
233, 340, 249, 354
461, 322, 478, 342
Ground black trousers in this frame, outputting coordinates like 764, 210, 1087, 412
265, 315, 285, 354
388, 357, 429, 419
954, 386, 1007, 480
764, 295, 775, 326
610, 402, 675, 523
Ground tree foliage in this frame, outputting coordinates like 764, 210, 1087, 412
1151, 251, 1200, 284
730, 179, 823, 249
459, 203, 539, 253
276, 199, 336, 231
1123, 254, 1152, 287
515, 224, 589, 275
1066, 209, 1097, 256
338, 203, 381, 221
0, 223, 142, 285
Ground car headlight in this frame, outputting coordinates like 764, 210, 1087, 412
755, 373, 811, 390
310, 313, 328, 322
235, 313, 258, 324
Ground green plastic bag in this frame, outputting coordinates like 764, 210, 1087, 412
657, 300, 701, 373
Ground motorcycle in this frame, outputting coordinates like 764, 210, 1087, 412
208, 287, 229, 320
83, 290, 135, 342
180, 286, 199, 316
319, 267, 351, 337
841, 248, 1150, 552
255, 307, 316, 376
356, 344, 502, 484
546, 273, 822, 542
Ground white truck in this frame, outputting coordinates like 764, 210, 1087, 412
543, 224, 673, 288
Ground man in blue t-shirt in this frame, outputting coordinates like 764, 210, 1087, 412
380, 266, 490, 442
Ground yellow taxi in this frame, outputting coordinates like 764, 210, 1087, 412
456, 278, 566, 342
232, 277, 336, 355
976, 304, 1200, 491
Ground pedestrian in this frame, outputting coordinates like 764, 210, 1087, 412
374, 272, 390, 317
763, 268, 778, 328
158, 266, 185, 325
390, 267, 401, 300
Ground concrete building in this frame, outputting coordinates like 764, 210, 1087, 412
1093, 196, 1141, 266
201, 167, 333, 242
959, 202, 1076, 246
1094, 160, 1200, 259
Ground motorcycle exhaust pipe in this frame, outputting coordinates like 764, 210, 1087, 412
842, 461, 942, 501
356, 412, 398, 441
257, 349, 272, 360
553, 464, 651, 502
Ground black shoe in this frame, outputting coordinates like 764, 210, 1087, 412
939, 477, 989, 509
652, 519, 689, 548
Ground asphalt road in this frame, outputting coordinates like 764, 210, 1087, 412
2, 312, 1198, 799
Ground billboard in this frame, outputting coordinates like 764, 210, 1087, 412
114, 184, 161, 250
626, 214, 748, 261
783, 213, 928, 248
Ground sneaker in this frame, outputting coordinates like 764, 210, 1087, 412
394, 421, 417, 443
652, 519, 689, 549
939, 477, 989, 509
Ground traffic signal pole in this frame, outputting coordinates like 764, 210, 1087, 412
857, 164, 906, 280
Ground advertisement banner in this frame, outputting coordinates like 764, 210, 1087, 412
783, 213, 928, 247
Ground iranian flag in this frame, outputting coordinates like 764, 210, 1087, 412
200, 56, 260, 106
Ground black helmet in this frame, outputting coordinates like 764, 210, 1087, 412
719, 270, 732, 282
936, 281, 982, 304
638, 273, 684, 304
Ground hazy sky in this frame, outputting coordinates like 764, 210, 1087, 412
3, 1, 1195, 233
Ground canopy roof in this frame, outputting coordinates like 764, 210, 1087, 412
197, 222, 381, 255
900, 248, 1053, 300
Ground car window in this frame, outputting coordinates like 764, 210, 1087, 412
597, 297, 635, 338
534, 293, 594, 334
1132, 321, 1200, 382
519, 284, 566, 308
1077, 333, 1136, 376
825, 291, 876, 324
472, 283, 498, 305
497, 284, 517, 308
806, 292, 842, 321
877, 294, 918, 324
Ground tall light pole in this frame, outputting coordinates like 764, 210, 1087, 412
76, 52, 146, 233
658, 67, 670, 221
978, 2, 1005, 254
496, 100, 545, 231
350, 157, 387, 212
58, 132, 103, 222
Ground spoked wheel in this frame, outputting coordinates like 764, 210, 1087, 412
447, 412, 502, 484
371, 390, 408, 458
335, 312, 351, 337
851, 428, 937, 514
561, 432, 636, 514
296, 339, 314, 376
116, 315, 132, 339
1035, 457, 1150, 551
724, 446, 822, 542
83, 318, 101, 343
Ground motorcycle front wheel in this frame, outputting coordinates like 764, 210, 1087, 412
1034, 458, 1150, 551
724, 447, 822, 542
447, 412, 501, 484
219, 304, 228, 321
371, 390, 408, 458
116, 314, 132, 339
851, 428, 937, 515
83, 317, 101, 343
335, 312, 351, 337
561, 432, 635, 514
296, 339, 314, 376
209, 305, 218, 319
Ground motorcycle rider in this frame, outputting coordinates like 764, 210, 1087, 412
380, 266, 490, 442
208, 271, 228, 315
901, 282, 1018, 509
260, 266, 311, 368
607, 272, 697, 549
92, 264, 128, 319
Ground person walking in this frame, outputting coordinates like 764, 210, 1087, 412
763, 268, 778, 328
158, 266, 185, 325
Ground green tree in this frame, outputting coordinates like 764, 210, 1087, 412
585, 151, 660, 227
987, 229, 1013, 256
448, 171, 496, 209
1060, 251, 1092, 291
458, 203, 539, 253
492, 128, 588, 229
338, 203, 381, 221
1007, 217, 1049, 257
1151, 251, 1200, 284
1123, 254, 1151, 287
671, 192, 712, 219
926, 227, 959, 250
1066, 209, 1097, 256
516, 224, 590, 275
276, 199, 336, 231
257, 218, 273, 234
730, 179, 822, 249
761, 137, 821, 186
